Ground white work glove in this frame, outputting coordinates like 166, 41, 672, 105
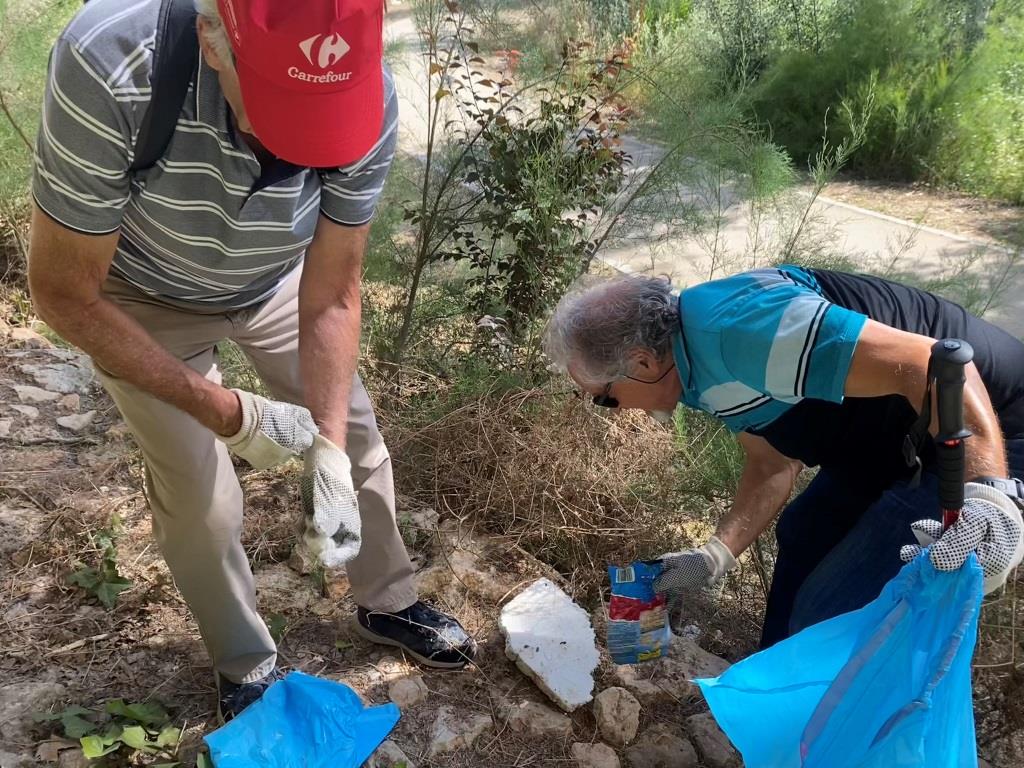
300, 434, 362, 568
654, 536, 738, 596
219, 389, 318, 470
900, 482, 1024, 594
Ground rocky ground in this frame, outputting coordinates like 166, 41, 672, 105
0, 320, 744, 768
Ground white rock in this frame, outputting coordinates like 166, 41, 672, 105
254, 562, 319, 612
428, 706, 492, 756
0, 504, 44, 558
104, 422, 132, 441
0, 419, 10, 438
685, 713, 739, 768
415, 529, 517, 603
56, 411, 96, 432
1, 750, 32, 768
397, 496, 440, 544
12, 385, 60, 403
500, 578, 599, 712
388, 674, 428, 708
612, 636, 729, 705
679, 624, 701, 642
499, 699, 573, 739
11, 405, 39, 419
57, 394, 80, 412
571, 742, 621, 768
9, 328, 53, 349
375, 656, 411, 682
0, 679, 67, 743
56, 749, 90, 768
624, 724, 698, 768
366, 739, 416, 768
20, 360, 93, 395
593, 687, 641, 746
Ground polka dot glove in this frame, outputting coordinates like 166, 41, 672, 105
219, 389, 318, 470
654, 536, 738, 596
900, 482, 1024, 594
300, 434, 362, 568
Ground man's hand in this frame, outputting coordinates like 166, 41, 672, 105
654, 536, 738, 596
218, 390, 318, 469
900, 482, 1024, 593
300, 434, 362, 567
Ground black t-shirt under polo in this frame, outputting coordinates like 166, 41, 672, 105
750, 269, 1024, 487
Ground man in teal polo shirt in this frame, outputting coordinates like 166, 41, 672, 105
544, 267, 1024, 647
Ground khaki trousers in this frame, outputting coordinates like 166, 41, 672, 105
95, 270, 417, 683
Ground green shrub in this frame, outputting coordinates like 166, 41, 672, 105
1, 0, 78, 276
730, 0, 1024, 200
931, 3, 1024, 202
745, 0, 964, 177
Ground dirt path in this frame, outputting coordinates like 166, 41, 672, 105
823, 179, 1024, 249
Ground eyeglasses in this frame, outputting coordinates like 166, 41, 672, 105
592, 363, 677, 408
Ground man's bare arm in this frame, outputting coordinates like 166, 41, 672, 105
715, 432, 804, 556
298, 215, 368, 448
27, 206, 241, 435
844, 319, 1006, 479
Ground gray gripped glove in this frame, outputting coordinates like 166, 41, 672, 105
218, 389, 318, 470
899, 482, 1024, 594
653, 536, 739, 597
300, 434, 362, 568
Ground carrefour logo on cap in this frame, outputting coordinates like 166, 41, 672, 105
299, 33, 351, 67
290, 32, 354, 83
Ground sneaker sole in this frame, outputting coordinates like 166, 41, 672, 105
349, 616, 473, 670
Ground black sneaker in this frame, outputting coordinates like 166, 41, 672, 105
216, 667, 286, 723
353, 601, 477, 669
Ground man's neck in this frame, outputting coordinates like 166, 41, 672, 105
229, 111, 277, 168
240, 130, 276, 168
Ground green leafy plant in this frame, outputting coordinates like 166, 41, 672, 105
391, 0, 630, 369
267, 612, 288, 644
68, 514, 133, 609
439, 50, 630, 337
34, 699, 181, 766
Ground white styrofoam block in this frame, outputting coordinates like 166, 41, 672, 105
499, 578, 599, 712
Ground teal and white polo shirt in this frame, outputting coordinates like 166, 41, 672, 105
672, 266, 869, 432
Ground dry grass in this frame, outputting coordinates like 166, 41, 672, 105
374, 377, 767, 657
382, 386, 685, 587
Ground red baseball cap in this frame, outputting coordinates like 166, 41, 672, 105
217, 0, 385, 168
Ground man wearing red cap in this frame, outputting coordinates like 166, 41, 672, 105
28, 0, 475, 720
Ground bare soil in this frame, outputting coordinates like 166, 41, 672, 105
3, 312, 1023, 767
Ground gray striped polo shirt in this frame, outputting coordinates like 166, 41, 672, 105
32, 0, 397, 309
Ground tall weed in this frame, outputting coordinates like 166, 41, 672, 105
931, 3, 1024, 203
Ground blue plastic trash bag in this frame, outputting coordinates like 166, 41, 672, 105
205, 671, 400, 768
697, 553, 983, 768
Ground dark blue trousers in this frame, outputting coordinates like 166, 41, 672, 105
760, 438, 1024, 649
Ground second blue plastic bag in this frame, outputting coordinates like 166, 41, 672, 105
696, 553, 983, 768
205, 671, 400, 768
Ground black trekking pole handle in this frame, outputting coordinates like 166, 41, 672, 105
930, 339, 974, 531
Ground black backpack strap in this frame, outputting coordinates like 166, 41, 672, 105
903, 370, 935, 488
129, 0, 199, 172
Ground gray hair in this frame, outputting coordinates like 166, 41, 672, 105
194, 0, 234, 67
544, 274, 679, 387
